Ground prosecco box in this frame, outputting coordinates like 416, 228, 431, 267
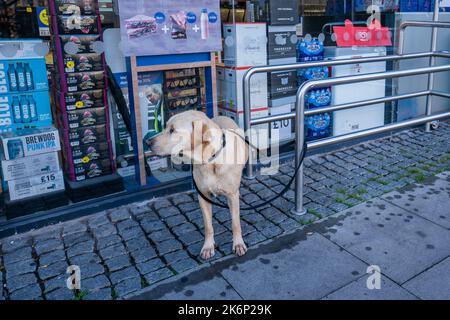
0, 126, 61, 160
58, 89, 105, 111
268, 69, 297, 99
222, 66, 268, 112
57, 71, 105, 92
54, 0, 98, 16
63, 141, 110, 164
66, 157, 113, 181
63, 52, 104, 73
56, 15, 99, 35
66, 107, 107, 129
270, 96, 294, 143
65, 124, 108, 146
59, 35, 101, 54
265, 0, 298, 25
223, 23, 267, 67
267, 25, 297, 60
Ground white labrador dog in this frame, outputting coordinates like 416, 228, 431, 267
147, 111, 249, 259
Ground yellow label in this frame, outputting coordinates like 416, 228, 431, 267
26, 7, 32, 13
75, 101, 84, 108
82, 156, 90, 164
39, 8, 49, 26
66, 61, 75, 69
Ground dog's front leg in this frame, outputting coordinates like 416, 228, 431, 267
228, 192, 247, 256
198, 194, 215, 260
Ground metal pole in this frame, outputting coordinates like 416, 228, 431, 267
425, 0, 441, 132
243, 68, 256, 179
291, 84, 307, 216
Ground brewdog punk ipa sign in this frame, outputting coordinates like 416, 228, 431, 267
118, 0, 222, 56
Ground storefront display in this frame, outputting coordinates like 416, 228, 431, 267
267, 25, 298, 63
49, 0, 117, 184
326, 46, 387, 136
0, 126, 65, 204
0, 39, 53, 133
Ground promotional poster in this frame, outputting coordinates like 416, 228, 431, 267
118, 0, 222, 56
137, 71, 165, 152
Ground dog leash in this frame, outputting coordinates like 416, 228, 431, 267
193, 135, 308, 211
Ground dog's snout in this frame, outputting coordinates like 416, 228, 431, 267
146, 138, 154, 147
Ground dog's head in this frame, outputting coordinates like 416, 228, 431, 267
147, 110, 222, 163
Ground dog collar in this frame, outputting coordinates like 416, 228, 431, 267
207, 132, 226, 163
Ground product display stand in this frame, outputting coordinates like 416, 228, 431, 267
126, 52, 218, 186
48, 0, 124, 202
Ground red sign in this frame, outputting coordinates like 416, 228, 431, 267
333, 19, 392, 47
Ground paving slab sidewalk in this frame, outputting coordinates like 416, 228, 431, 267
0, 124, 449, 300
129, 172, 450, 300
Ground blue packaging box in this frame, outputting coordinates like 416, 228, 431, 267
297, 37, 324, 63
400, 0, 419, 12
418, 0, 435, 11
0, 58, 49, 94
0, 91, 53, 134
304, 87, 332, 141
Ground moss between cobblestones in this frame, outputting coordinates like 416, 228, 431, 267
111, 288, 118, 300
414, 173, 426, 183
334, 197, 352, 208
73, 289, 88, 300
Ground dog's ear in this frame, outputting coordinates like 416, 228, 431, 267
192, 119, 213, 146
191, 119, 215, 164
202, 121, 214, 144
191, 119, 203, 149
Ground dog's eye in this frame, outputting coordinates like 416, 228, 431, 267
169, 127, 174, 134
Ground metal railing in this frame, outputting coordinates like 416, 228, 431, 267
397, 21, 450, 55
291, 64, 450, 214
245, 64, 450, 215
397, 16, 450, 132
243, 50, 450, 179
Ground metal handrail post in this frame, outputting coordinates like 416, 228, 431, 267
291, 84, 308, 215
425, 0, 441, 132
398, 21, 450, 55
243, 73, 255, 179
397, 17, 450, 132
293, 64, 450, 214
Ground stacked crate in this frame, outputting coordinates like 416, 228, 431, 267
263, 0, 299, 144
219, 22, 269, 150
297, 36, 332, 141
48, 0, 115, 182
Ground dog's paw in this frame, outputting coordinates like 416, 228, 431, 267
200, 243, 216, 260
233, 240, 247, 257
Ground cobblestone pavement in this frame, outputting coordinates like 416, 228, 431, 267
0, 123, 449, 300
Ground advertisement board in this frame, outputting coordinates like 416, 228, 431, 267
118, 0, 222, 56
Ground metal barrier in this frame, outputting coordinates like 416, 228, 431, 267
291, 64, 450, 215
397, 21, 450, 55
243, 50, 450, 179
243, 62, 450, 215
397, 17, 450, 132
